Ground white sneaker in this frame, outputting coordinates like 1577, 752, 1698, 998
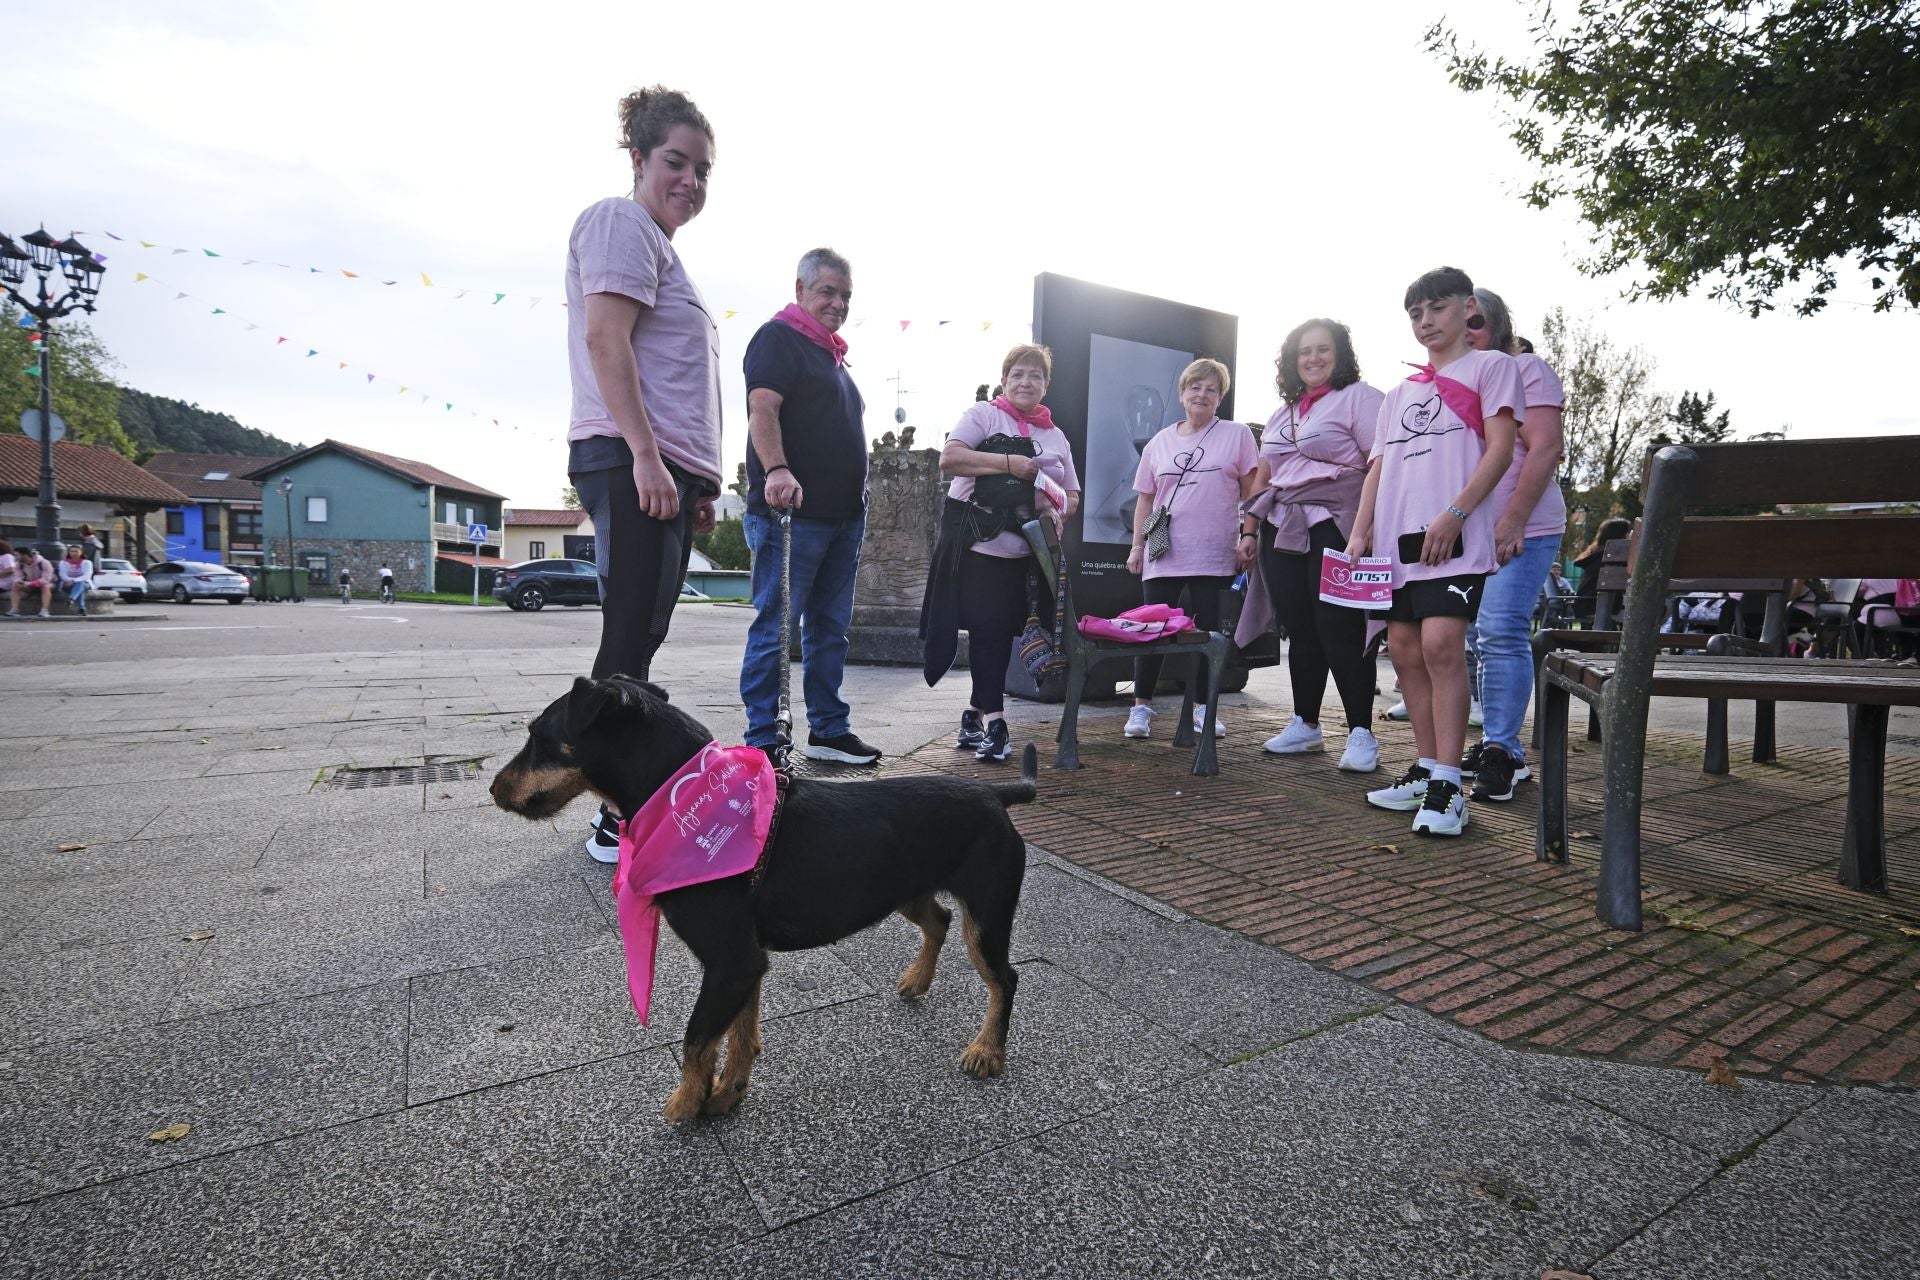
1385, 700, 1409, 720
1411, 777, 1470, 836
1124, 705, 1154, 739
1192, 706, 1225, 738
1338, 728, 1380, 773
1262, 716, 1324, 754
1366, 764, 1430, 811
1468, 700, 1484, 728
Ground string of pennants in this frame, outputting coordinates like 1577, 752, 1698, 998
81, 230, 1026, 331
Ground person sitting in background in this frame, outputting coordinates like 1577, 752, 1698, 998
1571, 516, 1631, 624
57, 545, 94, 616
10, 545, 54, 619
0, 539, 18, 617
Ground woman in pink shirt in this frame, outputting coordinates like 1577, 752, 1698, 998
565, 85, 722, 865
1122, 359, 1258, 741
931, 345, 1081, 763
1241, 319, 1386, 771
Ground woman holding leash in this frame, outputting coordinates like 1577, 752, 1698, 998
1123, 358, 1258, 741
1243, 319, 1386, 771
567, 84, 723, 863
927, 344, 1080, 764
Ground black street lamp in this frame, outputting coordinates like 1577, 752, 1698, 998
1, 225, 105, 559
277, 476, 301, 602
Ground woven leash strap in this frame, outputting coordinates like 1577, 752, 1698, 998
773, 509, 794, 773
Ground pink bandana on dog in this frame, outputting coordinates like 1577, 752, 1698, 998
613, 743, 777, 1025
1404, 363, 1485, 437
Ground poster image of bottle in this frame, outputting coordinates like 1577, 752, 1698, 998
1080, 334, 1194, 547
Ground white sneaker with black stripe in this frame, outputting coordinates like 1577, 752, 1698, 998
1411, 778, 1469, 837
585, 806, 621, 864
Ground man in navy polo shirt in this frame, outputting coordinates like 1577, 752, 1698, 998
739, 247, 880, 765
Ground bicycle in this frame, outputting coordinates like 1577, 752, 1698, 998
338, 578, 352, 604
378, 580, 395, 605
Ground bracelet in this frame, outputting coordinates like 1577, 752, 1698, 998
1239, 531, 1258, 541
1446, 503, 1469, 520
766, 464, 792, 477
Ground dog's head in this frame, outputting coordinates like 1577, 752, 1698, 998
490, 674, 709, 820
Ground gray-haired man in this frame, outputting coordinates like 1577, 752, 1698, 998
739, 247, 879, 765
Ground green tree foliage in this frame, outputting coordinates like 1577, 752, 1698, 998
116, 387, 299, 459
1656, 390, 1735, 446
560, 485, 581, 509
0, 303, 132, 454
1537, 308, 1669, 505
695, 516, 750, 570
1427, 1, 1920, 315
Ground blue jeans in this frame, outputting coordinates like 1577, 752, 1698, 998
741, 511, 865, 747
1468, 533, 1559, 762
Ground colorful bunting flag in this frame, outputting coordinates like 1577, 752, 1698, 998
134, 272, 149, 282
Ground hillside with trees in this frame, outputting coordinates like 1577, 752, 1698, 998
115, 387, 300, 460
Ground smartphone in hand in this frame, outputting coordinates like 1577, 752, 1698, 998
1397, 530, 1464, 564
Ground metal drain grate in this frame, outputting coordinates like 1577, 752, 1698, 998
326, 761, 482, 790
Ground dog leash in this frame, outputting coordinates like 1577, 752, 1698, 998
751, 510, 796, 891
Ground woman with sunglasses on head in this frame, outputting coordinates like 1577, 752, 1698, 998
1459, 287, 1568, 804
1241, 319, 1386, 771
1122, 358, 1258, 741
566, 84, 723, 864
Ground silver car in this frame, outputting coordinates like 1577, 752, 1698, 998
144, 560, 251, 605
92, 558, 147, 601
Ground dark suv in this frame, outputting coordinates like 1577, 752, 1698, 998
493, 558, 601, 611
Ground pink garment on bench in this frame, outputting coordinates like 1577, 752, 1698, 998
613, 743, 776, 1026
1077, 603, 1198, 643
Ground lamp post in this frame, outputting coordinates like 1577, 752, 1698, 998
1, 226, 105, 560
277, 476, 300, 602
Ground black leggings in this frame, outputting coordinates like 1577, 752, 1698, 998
1260, 519, 1373, 728
571, 450, 701, 683
1133, 574, 1229, 701
958, 551, 1032, 714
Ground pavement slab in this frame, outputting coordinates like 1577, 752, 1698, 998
0, 934, 202, 1049
0, 981, 408, 1203
1596, 1088, 1920, 1278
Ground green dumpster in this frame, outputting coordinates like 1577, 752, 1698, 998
252, 565, 302, 602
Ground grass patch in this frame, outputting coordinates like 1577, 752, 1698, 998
1226, 1003, 1387, 1064
392, 592, 507, 606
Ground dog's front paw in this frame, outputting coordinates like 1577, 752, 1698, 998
662, 1084, 707, 1125
896, 966, 934, 999
959, 1042, 1006, 1079
703, 1077, 749, 1116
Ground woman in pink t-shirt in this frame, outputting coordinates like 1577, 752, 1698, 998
1241, 319, 1386, 771
1120, 359, 1257, 741
930, 345, 1081, 764
565, 85, 723, 865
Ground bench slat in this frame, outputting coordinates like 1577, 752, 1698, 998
1547, 654, 1920, 706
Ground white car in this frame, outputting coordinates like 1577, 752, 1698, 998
92, 558, 147, 601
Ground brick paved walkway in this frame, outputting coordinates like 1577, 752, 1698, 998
889, 709, 1920, 1087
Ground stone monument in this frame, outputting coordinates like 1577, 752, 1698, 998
847, 433, 962, 666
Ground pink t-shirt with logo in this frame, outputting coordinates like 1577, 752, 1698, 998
565, 197, 724, 487
1133, 418, 1258, 579
1260, 381, 1385, 532
946, 402, 1082, 558
1487, 353, 1568, 539
1370, 349, 1526, 585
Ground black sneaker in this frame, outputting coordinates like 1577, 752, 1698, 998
1471, 744, 1518, 802
974, 717, 1011, 762
584, 814, 621, 865
956, 709, 986, 750
1461, 740, 1488, 778
804, 731, 882, 766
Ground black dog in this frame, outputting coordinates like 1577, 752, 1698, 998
490, 675, 1035, 1123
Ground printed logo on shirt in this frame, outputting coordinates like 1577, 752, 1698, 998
1387, 394, 1465, 461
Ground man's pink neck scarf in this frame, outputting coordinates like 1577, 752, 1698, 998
612, 743, 777, 1025
1295, 383, 1335, 420
992, 395, 1055, 437
775, 303, 848, 367
1405, 362, 1485, 437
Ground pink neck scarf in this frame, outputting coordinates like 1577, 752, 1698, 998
1295, 383, 1335, 420
775, 303, 848, 367
612, 743, 778, 1025
991, 395, 1055, 437
1405, 362, 1485, 437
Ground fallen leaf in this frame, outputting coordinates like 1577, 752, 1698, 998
255, 745, 286, 752
147, 1123, 192, 1143
195, 737, 212, 745
1662, 917, 1710, 932
57, 843, 88, 853
437, 792, 452, 799
1541, 1271, 1596, 1280
1705, 1058, 1741, 1089
1571, 830, 1596, 839
1898, 926, 1920, 939
182, 929, 215, 943
1367, 844, 1402, 855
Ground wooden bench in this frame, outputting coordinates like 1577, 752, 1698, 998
1536, 436, 1920, 930
1021, 519, 1228, 776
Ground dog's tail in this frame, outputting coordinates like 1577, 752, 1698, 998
992, 742, 1040, 808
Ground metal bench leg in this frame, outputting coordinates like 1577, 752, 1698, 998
1752, 700, 1777, 764
1703, 697, 1730, 774
1055, 660, 1087, 771
1530, 634, 1551, 757
1586, 706, 1602, 743
1597, 688, 1647, 931
1841, 704, 1889, 893
1190, 636, 1226, 777
1538, 678, 1571, 864
1172, 652, 1198, 750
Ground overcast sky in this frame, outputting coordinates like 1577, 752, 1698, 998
7, 0, 1914, 508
